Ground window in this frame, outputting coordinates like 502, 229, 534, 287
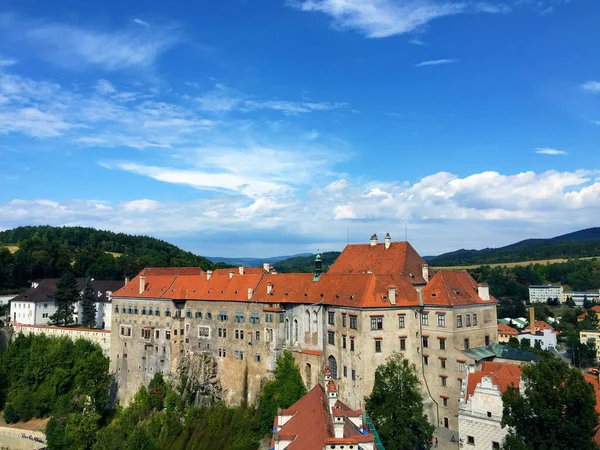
441, 376, 447, 387
421, 313, 429, 325
352, 369, 356, 381
457, 361, 465, 372
485, 335, 490, 346
186, 308, 192, 318
218, 311, 229, 321
293, 319, 299, 341
128, 305, 132, 314
205, 309, 212, 320
422, 336, 429, 348
473, 313, 478, 326
423, 355, 429, 365
255, 353, 261, 363
492, 442, 500, 449
256, 331, 260, 341
234, 312, 245, 323
328, 311, 335, 325
42, 313, 48, 318
342, 313, 347, 327
375, 339, 382, 353
155, 307, 160, 317
198, 326, 210, 338
155, 330, 160, 339
285, 319, 290, 340
114, 304, 119, 313
328, 331, 335, 345
439, 338, 446, 350
120, 325, 132, 337
350, 337, 355, 351
195, 309, 202, 319
400, 338, 406, 351
464, 338, 470, 350
142, 328, 151, 340
487, 411, 492, 418
442, 397, 448, 407
398, 315, 405, 328
165, 331, 171, 340
440, 358, 446, 369
350, 315, 357, 330
456, 314, 463, 328
342, 335, 347, 349
370, 316, 383, 330
467, 436, 475, 445
235, 329, 245, 340
218, 348, 226, 357
249, 312, 260, 324
235, 351, 244, 360
142, 306, 146, 315
328, 356, 338, 379
343, 366, 347, 377
165, 308, 171, 317
437, 314, 446, 327
466, 313, 471, 327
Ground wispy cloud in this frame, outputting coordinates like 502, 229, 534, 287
416, 59, 458, 67
582, 81, 600, 94
133, 18, 150, 27
474, 2, 512, 13
536, 147, 568, 155
289, 0, 511, 38
0, 13, 180, 71
0, 59, 17, 68
408, 38, 426, 45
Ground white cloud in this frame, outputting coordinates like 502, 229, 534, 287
0, 59, 17, 68
582, 81, 600, 94
536, 147, 568, 155
122, 199, 159, 212
408, 38, 426, 45
133, 18, 150, 27
242, 99, 347, 115
416, 59, 458, 67
474, 2, 511, 13
95, 79, 117, 95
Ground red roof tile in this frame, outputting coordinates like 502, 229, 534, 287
466, 361, 522, 401
498, 323, 518, 335
521, 320, 556, 334
422, 270, 497, 306
578, 306, 600, 320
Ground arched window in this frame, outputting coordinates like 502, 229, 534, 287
312, 310, 318, 324
328, 355, 338, 380
293, 319, 299, 342
285, 318, 290, 341
306, 363, 312, 389
305, 310, 311, 333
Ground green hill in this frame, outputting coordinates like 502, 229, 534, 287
273, 251, 341, 273
428, 227, 600, 266
0, 225, 217, 291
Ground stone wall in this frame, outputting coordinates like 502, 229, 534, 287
10, 324, 110, 356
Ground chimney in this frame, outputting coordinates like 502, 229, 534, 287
529, 306, 536, 333
388, 287, 396, 305
139, 275, 145, 295
267, 282, 273, 295
385, 232, 391, 249
370, 233, 378, 247
478, 282, 490, 301
206, 270, 213, 280
333, 413, 344, 438
422, 263, 429, 283
238, 266, 244, 275
248, 286, 253, 300
263, 262, 270, 273
125, 276, 130, 285
229, 271, 234, 279
327, 380, 338, 413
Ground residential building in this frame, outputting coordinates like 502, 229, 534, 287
497, 317, 527, 329
458, 361, 523, 450
578, 306, 600, 324
271, 366, 376, 450
110, 234, 498, 431
497, 323, 518, 343
10, 278, 123, 329
580, 330, 600, 360
517, 309, 558, 351
528, 285, 563, 304
564, 291, 600, 307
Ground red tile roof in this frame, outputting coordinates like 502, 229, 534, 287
466, 361, 522, 401
421, 270, 497, 306
498, 323, 518, 336
329, 241, 428, 284
578, 306, 600, 320
521, 320, 556, 335
583, 373, 600, 445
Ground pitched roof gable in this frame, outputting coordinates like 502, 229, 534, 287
498, 323, 518, 335
421, 270, 496, 306
466, 361, 522, 401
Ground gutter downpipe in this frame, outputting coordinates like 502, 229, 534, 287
418, 291, 440, 428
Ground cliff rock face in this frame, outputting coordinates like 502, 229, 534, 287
178, 352, 223, 405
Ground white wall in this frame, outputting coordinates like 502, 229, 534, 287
11, 324, 111, 356
0, 295, 16, 306
518, 328, 556, 350
529, 285, 563, 303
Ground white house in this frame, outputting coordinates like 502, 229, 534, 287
518, 328, 557, 351
459, 361, 523, 450
528, 285, 563, 304
10, 278, 123, 329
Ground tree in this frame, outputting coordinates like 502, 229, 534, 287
507, 336, 520, 348
148, 372, 167, 411
566, 296, 576, 308
502, 355, 598, 450
258, 350, 307, 433
581, 309, 600, 331
50, 271, 79, 326
81, 277, 97, 328
365, 353, 434, 450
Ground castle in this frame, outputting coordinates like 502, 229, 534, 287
110, 233, 497, 430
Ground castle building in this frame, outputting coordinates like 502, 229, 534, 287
110, 234, 498, 430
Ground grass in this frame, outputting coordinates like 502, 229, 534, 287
432, 255, 600, 270
105, 252, 123, 258
1, 245, 19, 254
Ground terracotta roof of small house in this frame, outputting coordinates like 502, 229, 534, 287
466, 361, 522, 401
12, 278, 124, 304
421, 270, 497, 306
328, 241, 428, 284
521, 320, 556, 335
583, 373, 600, 445
578, 306, 600, 320
498, 323, 519, 336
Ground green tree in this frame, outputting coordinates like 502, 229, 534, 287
502, 355, 598, 450
50, 271, 79, 326
507, 336, 520, 348
258, 350, 307, 433
365, 353, 434, 450
148, 372, 167, 411
80, 277, 97, 328
566, 296, 576, 308
581, 309, 600, 331
63, 411, 101, 450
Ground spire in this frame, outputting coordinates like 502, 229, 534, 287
314, 252, 323, 280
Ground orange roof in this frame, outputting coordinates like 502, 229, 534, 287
521, 320, 556, 334
421, 270, 497, 306
274, 383, 374, 449
328, 241, 428, 284
578, 306, 600, 320
583, 373, 600, 445
498, 323, 518, 335
466, 361, 522, 401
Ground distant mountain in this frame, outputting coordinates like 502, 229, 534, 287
427, 227, 600, 266
274, 251, 341, 273
206, 253, 312, 267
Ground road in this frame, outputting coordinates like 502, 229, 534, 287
0, 427, 46, 450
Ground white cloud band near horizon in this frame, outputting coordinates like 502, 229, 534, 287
536, 147, 568, 155
416, 59, 459, 67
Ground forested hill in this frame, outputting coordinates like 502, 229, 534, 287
273, 251, 341, 273
427, 227, 600, 266
0, 226, 217, 292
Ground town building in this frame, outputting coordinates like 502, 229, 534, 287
458, 361, 522, 450
497, 323, 518, 343
517, 309, 557, 351
110, 234, 499, 431
271, 366, 377, 450
10, 278, 123, 329
528, 285, 563, 304
497, 317, 527, 329
578, 306, 600, 324
580, 330, 600, 360
564, 291, 600, 307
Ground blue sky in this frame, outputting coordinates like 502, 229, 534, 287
0, 0, 599, 257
